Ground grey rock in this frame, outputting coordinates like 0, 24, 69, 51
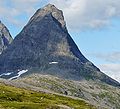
0, 21, 13, 54
0, 4, 119, 87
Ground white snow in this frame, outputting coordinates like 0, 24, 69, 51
49, 62, 58, 64
9, 69, 28, 80
0, 72, 12, 77
4, 72, 12, 76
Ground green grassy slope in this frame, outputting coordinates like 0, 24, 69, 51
14, 74, 120, 109
0, 82, 96, 109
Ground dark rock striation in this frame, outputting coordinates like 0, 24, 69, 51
0, 21, 13, 54
0, 4, 119, 87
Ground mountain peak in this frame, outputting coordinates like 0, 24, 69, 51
29, 4, 67, 31
0, 21, 5, 29
0, 5, 119, 87
44, 3, 56, 9
0, 21, 13, 54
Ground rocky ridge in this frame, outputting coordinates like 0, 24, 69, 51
0, 21, 13, 54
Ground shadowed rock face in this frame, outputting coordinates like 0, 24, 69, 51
0, 4, 119, 87
0, 21, 13, 54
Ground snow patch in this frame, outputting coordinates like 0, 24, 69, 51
4, 72, 12, 76
49, 62, 58, 64
9, 70, 28, 80
0, 72, 13, 77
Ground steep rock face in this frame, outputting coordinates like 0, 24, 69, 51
0, 4, 119, 87
0, 21, 13, 54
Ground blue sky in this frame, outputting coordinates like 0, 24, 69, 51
0, 0, 120, 82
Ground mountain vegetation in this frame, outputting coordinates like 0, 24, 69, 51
0, 81, 96, 109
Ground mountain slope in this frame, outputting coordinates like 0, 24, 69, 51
0, 21, 13, 54
14, 74, 119, 109
1, 74, 120, 109
0, 4, 119, 87
0, 81, 96, 109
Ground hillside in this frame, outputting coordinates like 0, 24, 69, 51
0, 73, 120, 109
11, 74, 120, 109
0, 81, 96, 109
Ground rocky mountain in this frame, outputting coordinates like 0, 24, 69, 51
0, 21, 13, 54
0, 4, 119, 87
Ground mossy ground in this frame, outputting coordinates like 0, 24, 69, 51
0, 82, 96, 109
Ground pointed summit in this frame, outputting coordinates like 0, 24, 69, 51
0, 4, 119, 87
0, 21, 13, 54
29, 4, 67, 31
